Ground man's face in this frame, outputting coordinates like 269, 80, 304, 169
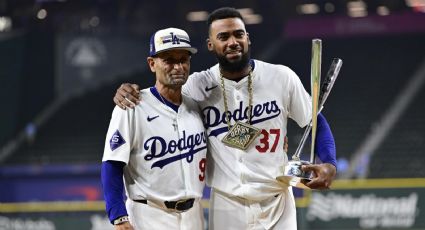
207, 17, 251, 73
147, 49, 191, 87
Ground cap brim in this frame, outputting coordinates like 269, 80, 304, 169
151, 47, 197, 56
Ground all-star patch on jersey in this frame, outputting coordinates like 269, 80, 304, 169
109, 130, 126, 151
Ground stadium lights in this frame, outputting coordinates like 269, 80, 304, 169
0, 16, 12, 32
347, 1, 368, 17
297, 4, 320, 15
186, 11, 208, 22
405, 0, 425, 12
377, 6, 390, 16
406, 0, 425, 7
186, 8, 262, 24
237, 8, 262, 24
243, 14, 263, 24
37, 9, 47, 20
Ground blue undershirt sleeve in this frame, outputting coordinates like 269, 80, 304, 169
314, 113, 337, 167
101, 160, 128, 223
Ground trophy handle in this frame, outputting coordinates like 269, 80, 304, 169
291, 58, 343, 161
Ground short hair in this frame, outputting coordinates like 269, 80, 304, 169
207, 7, 245, 32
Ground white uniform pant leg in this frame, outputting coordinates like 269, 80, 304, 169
181, 201, 204, 230
208, 189, 248, 230
208, 188, 297, 230
126, 199, 204, 230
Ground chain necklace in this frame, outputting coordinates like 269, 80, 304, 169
154, 86, 179, 131
220, 66, 254, 129
157, 91, 168, 105
219, 66, 261, 150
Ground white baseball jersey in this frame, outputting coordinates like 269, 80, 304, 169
183, 59, 312, 201
102, 88, 207, 202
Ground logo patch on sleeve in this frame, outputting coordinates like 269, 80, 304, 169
110, 130, 126, 151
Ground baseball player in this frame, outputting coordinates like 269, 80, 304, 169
113, 7, 337, 230
101, 27, 207, 230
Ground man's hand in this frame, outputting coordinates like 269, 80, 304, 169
114, 221, 134, 230
113, 83, 141, 110
301, 163, 336, 190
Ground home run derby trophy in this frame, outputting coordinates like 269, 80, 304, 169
276, 39, 343, 189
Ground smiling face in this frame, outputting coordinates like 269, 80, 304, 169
147, 49, 191, 88
207, 17, 251, 73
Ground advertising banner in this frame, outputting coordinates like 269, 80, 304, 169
305, 178, 425, 229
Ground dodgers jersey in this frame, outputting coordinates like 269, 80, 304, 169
183, 59, 312, 201
102, 88, 207, 202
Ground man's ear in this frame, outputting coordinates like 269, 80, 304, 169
247, 32, 251, 45
147, 57, 156, 72
206, 38, 214, 51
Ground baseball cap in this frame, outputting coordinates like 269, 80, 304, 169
149, 27, 198, 57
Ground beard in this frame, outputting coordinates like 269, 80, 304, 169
215, 47, 251, 73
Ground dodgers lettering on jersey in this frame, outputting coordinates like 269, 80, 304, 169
182, 59, 312, 200
102, 88, 207, 202
203, 100, 281, 137
144, 130, 207, 169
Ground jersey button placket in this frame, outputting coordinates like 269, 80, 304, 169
238, 152, 246, 184
233, 82, 242, 102
173, 112, 179, 132
234, 87, 241, 101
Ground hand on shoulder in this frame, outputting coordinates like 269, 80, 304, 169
113, 83, 141, 109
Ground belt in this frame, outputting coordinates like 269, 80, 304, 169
134, 198, 195, 212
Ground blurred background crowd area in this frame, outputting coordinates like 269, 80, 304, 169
1, 0, 424, 178
0, 0, 425, 229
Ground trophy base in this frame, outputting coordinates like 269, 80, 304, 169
276, 160, 313, 190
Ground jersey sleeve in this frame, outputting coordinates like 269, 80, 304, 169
101, 160, 128, 223
287, 67, 312, 128
102, 106, 135, 164
315, 113, 337, 167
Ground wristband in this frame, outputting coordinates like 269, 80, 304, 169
113, 216, 129, 225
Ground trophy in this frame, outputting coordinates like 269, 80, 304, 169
276, 39, 343, 189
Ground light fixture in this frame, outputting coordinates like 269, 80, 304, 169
186, 11, 208, 22
37, 9, 47, 20
0, 16, 12, 31
377, 6, 390, 15
297, 4, 320, 15
347, 1, 368, 17
186, 8, 263, 24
